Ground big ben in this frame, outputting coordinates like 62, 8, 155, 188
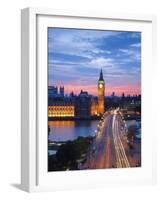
98, 69, 105, 115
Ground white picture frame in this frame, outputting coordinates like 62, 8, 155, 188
21, 7, 157, 192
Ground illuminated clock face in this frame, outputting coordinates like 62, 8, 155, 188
99, 83, 103, 88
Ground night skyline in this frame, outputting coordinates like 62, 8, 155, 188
48, 28, 141, 96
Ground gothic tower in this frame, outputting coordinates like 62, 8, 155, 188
98, 69, 105, 115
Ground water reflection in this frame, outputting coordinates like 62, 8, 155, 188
126, 120, 141, 139
48, 120, 75, 128
48, 120, 99, 142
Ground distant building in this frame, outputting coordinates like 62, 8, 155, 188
111, 92, 115, 97
48, 86, 58, 98
70, 91, 74, 97
91, 97, 98, 116
60, 86, 64, 97
48, 98, 75, 118
75, 90, 91, 118
48, 86, 65, 98
48, 69, 106, 119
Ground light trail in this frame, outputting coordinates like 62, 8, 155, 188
82, 109, 130, 169
112, 114, 122, 168
112, 112, 130, 168
116, 119, 130, 167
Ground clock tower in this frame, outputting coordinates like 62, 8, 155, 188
98, 69, 105, 115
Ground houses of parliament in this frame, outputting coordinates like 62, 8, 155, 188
48, 69, 105, 119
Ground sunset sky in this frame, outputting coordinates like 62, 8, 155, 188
48, 28, 141, 96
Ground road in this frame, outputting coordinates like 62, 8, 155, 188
83, 109, 130, 169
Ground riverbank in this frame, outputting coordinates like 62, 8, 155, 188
48, 116, 101, 121
48, 136, 92, 171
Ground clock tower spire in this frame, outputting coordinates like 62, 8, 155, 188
99, 68, 103, 81
98, 69, 105, 115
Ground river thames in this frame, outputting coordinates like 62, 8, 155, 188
48, 120, 99, 141
48, 120, 141, 142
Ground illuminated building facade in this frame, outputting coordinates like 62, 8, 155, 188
48, 70, 106, 119
90, 97, 98, 116
98, 69, 105, 115
48, 103, 75, 117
